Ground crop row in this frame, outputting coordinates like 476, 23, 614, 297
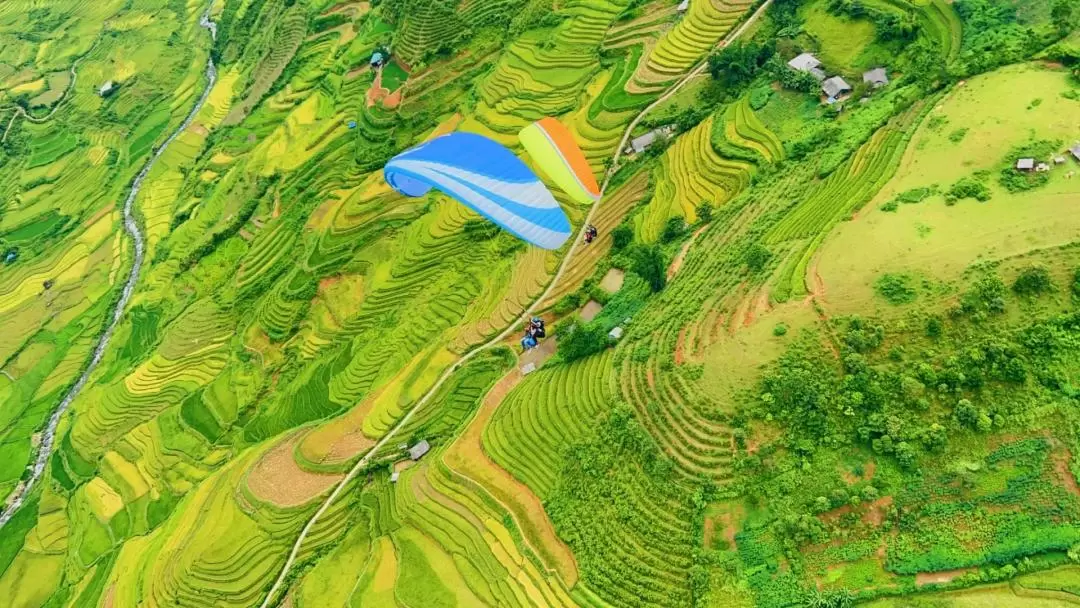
636, 115, 753, 242
631, 0, 754, 91
483, 351, 615, 498
543, 172, 650, 308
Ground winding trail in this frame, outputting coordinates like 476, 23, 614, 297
0, 6, 218, 528
258, 1, 773, 604
1, 38, 100, 143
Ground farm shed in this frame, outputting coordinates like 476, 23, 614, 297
676, 0, 689, 11
1070, 144, 1080, 162
98, 81, 115, 97
822, 76, 851, 100
1015, 158, 1035, 171
626, 126, 673, 154
788, 52, 826, 81
862, 67, 888, 87
408, 440, 430, 460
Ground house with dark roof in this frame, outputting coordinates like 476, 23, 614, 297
822, 76, 851, 101
863, 67, 888, 88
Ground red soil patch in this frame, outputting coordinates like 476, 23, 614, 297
580, 300, 603, 322
674, 325, 688, 365
646, 367, 655, 389
366, 69, 389, 108
862, 495, 893, 526
841, 460, 877, 484
743, 287, 772, 328
102, 586, 115, 608
1052, 448, 1080, 497
915, 567, 976, 586
382, 88, 403, 109
667, 227, 706, 280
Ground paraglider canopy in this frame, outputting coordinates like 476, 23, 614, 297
383, 132, 572, 250
519, 117, 601, 206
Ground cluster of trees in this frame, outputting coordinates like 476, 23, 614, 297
828, 0, 920, 42
752, 269, 1080, 472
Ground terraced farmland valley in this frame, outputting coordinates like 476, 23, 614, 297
0, 0, 1078, 607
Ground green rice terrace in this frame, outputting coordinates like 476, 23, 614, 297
0, 0, 1079, 605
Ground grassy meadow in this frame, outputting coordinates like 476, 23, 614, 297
1, 0, 1079, 606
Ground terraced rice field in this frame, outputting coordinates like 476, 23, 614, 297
6, 0, 1076, 606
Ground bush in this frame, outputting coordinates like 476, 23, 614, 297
875, 273, 917, 304
631, 244, 667, 292
948, 128, 969, 143
553, 292, 582, 316
773, 323, 789, 336
661, 216, 687, 243
749, 86, 772, 110
558, 320, 611, 362
611, 224, 634, 250
1012, 265, 1053, 298
746, 243, 771, 273
695, 201, 713, 223
946, 177, 991, 202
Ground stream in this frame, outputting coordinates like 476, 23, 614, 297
0, 6, 218, 528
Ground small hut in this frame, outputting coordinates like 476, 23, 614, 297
408, 440, 430, 461
1015, 158, 1035, 171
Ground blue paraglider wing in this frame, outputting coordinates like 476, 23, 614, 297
384, 132, 572, 250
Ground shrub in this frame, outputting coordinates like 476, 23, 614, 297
880, 200, 899, 212
875, 273, 917, 305
631, 244, 666, 292
553, 293, 582, 316
948, 128, 969, 143
611, 224, 634, 250
746, 243, 771, 273
946, 177, 991, 202
926, 316, 943, 338
695, 201, 713, 223
1012, 265, 1053, 297
773, 323, 788, 336
1072, 268, 1080, 299
557, 320, 611, 362
661, 216, 687, 243
749, 86, 772, 110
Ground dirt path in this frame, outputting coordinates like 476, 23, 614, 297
1, 38, 99, 142
915, 567, 976, 586
257, 3, 775, 603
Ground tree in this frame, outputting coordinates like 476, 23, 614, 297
745, 243, 771, 273
611, 224, 633, 250
695, 201, 713, 223
661, 216, 686, 243
1052, 0, 1076, 35
708, 41, 776, 87
1012, 265, 1052, 298
632, 244, 667, 292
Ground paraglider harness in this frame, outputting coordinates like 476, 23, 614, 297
521, 317, 546, 350
583, 224, 598, 244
